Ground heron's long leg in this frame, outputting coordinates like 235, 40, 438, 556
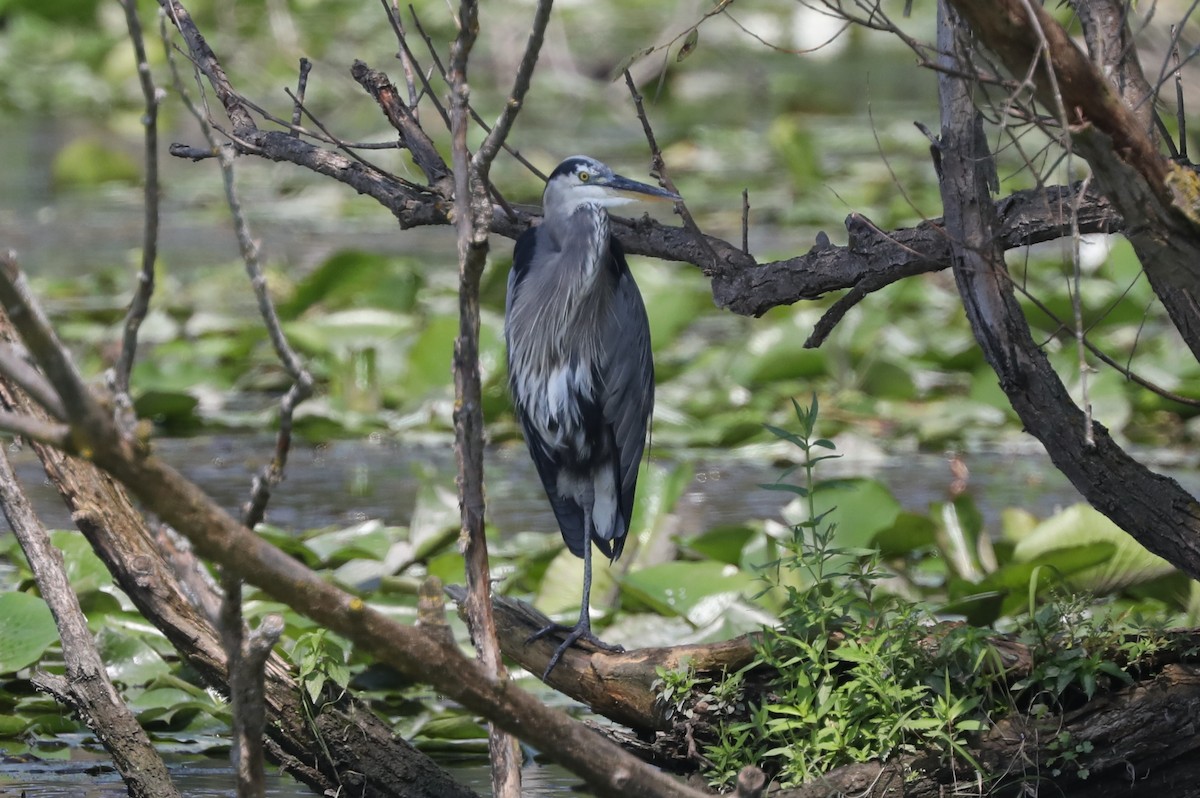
530, 498, 624, 679
578, 503, 595, 632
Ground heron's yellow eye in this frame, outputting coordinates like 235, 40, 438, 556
578, 171, 590, 182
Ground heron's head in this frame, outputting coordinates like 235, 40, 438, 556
542, 155, 680, 219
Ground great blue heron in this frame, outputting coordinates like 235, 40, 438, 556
505, 155, 679, 677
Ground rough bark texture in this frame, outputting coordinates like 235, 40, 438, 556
446, 585, 761, 731
765, 660, 1200, 798
939, 2, 1200, 581
948, 0, 1200, 363
475, 578, 1200, 794
931, 3, 1200, 788
0, 277, 711, 798
1073, 0, 1157, 141
0, 316, 476, 798
447, 2, 524, 795
0, 445, 181, 798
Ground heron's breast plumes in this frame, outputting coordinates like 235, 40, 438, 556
506, 206, 616, 464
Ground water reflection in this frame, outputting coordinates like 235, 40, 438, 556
7, 434, 1198, 539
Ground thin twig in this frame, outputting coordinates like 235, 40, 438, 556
0, 343, 67, 420
741, 189, 749, 255
286, 85, 413, 186
114, 0, 163, 400
163, 22, 303, 792
622, 70, 716, 270
0, 252, 107, 445
1173, 26, 1188, 161
473, 0, 552, 176
290, 58, 312, 136
408, 5, 546, 181
0, 409, 72, 449
1008, 275, 1200, 410
1070, 174, 1095, 447
448, 1, 521, 795
382, 0, 421, 114
167, 25, 315, 528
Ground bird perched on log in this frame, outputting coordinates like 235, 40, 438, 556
505, 155, 679, 677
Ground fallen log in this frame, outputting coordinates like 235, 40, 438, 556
446, 585, 758, 732
459, 586, 1200, 796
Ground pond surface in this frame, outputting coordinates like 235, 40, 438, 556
0, 744, 593, 798
10, 431, 1191, 541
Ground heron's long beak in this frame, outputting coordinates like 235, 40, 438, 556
603, 173, 681, 203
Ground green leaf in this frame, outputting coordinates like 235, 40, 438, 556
52, 137, 139, 187
416, 712, 488, 741
536, 548, 617, 616
627, 461, 694, 568
49, 530, 112, 594
730, 325, 828, 387
1013, 504, 1174, 592
677, 27, 699, 62
684, 524, 757, 566
620, 561, 756, 624
759, 482, 809, 497
303, 520, 395, 565
610, 46, 656, 80
945, 542, 1116, 623
809, 478, 902, 548
0, 592, 58, 673
0, 714, 29, 737
872, 512, 936, 557
279, 250, 422, 319
133, 390, 200, 431
96, 628, 171, 685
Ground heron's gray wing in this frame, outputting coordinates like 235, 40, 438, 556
506, 225, 589, 558
599, 237, 654, 546
516, 412, 589, 558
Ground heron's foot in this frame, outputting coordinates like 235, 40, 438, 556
526, 622, 624, 679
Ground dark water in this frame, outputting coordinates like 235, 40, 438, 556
7, 432, 1177, 540
0, 742, 586, 797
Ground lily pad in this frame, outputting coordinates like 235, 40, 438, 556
303, 520, 396, 565
873, 511, 937, 557
0, 592, 58, 674
789, 477, 901, 549
620, 560, 756, 624
0, 714, 29, 737
1014, 504, 1174, 593
96, 627, 171, 685
49, 530, 111, 594
536, 549, 618, 617
683, 524, 758, 566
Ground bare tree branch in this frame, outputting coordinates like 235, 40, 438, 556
948, 0, 1200, 363
1073, 0, 1157, 140
0, 254, 713, 798
0, 252, 112, 450
936, 0, 1200, 585
113, 0, 163, 399
447, 2, 522, 795
0, 410, 72, 449
0, 342, 66, 420
472, 0, 552, 176
351, 59, 452, 192
0, 414, 178, 798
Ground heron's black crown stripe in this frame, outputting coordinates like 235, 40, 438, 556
549, 157, 593, 180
